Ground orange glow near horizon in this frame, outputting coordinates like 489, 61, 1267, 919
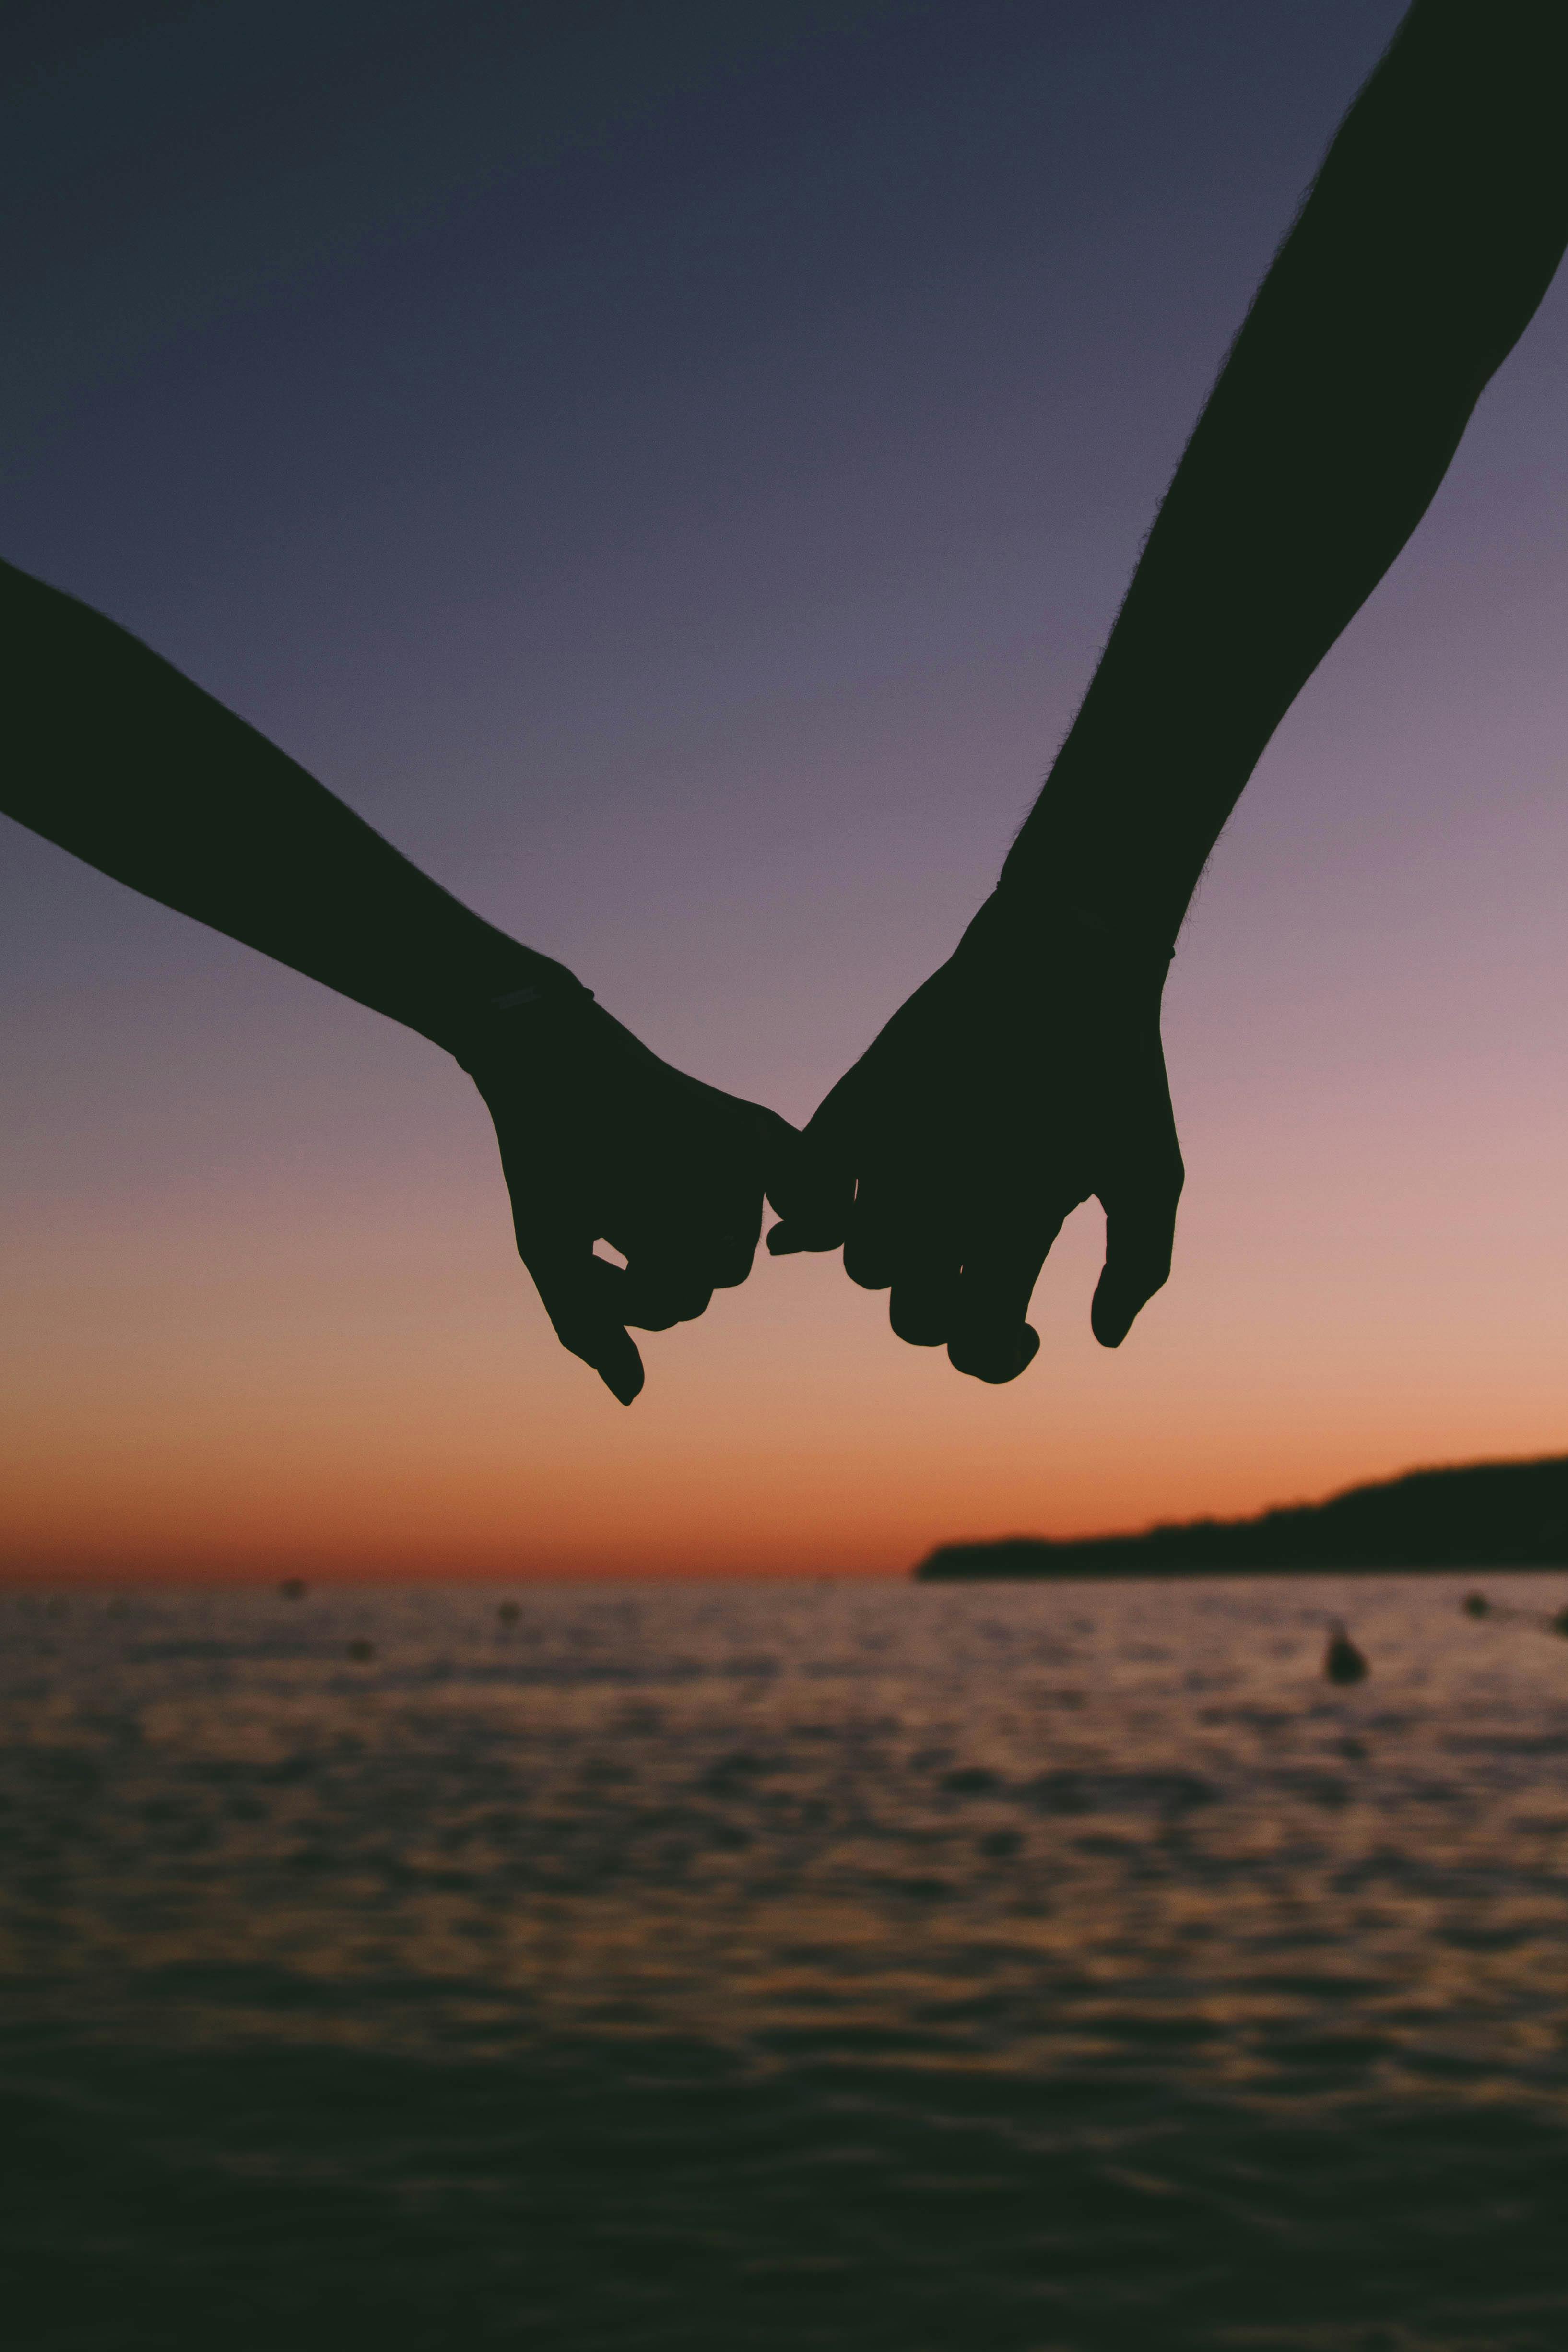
6, 1047, 1566, 1585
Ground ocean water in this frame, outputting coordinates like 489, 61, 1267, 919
3, 1575, 1567, 2352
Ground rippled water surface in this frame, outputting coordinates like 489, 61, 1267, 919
4, 1575, 1568, 2350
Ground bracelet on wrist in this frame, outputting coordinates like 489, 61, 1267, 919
450, 961, 595, 1072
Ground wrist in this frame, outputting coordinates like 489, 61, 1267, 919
958, 886, 1177, 994
994, 804, 1188, 950
442, 955, 596, 1075
999, 713, 1230, 952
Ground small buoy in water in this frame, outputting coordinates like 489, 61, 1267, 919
1325, 1622, 1368, 1685
279, 1576, 307, 1601
346, 1637, 374, 1662
1551, 1607, 1568, 1639
497, 1600, 520, 1626
1462, 1591, 1489, 1619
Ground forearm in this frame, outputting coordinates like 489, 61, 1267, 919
1002, 0, 1568, 943
0, 561, 577, 1052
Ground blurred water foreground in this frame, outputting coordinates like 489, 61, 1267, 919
4, 1573, 1568, 2349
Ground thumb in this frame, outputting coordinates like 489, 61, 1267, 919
1091, 1157, 1181, 1349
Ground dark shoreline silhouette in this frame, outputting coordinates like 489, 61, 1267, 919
915, 1454, 1568, 1580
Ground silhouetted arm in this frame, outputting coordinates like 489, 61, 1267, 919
0, 559, 584, 1044
1, 560, 797, 1402
769, 0, 1568, 1379
1005, 0, 1568, 939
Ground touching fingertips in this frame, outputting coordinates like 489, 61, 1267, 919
766, 1219, 841, 1257
768, 1208, 852, 1255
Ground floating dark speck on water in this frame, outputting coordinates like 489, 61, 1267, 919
279, 1577, 307, 1602
497, 1601, 520, 1626
346, 1638, 374, 1663
1324, 1623, 1368, 1685
1552, 1607, 1568, 1639
1462, 1591, 1490, 1618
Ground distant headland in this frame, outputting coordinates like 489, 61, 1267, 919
915, 1454, 1568, 1581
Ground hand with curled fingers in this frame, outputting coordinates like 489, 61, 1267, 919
458, 983, 802, 1404
766, 891, 1183, 1382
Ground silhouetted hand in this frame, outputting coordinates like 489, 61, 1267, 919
766, 894, 1182, 1381
459, 991, 800, 1404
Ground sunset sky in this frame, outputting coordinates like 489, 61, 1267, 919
3, 0, 1566, 1582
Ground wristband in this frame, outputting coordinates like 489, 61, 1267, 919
451, 963, 594, 1072
490, 977, 595, 1014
